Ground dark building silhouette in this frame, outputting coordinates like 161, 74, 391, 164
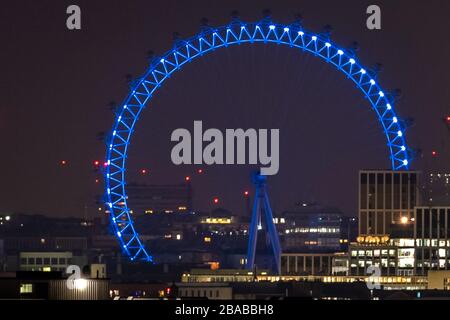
126, 183, 192, 215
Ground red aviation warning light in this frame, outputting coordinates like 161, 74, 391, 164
213, 197, 219, 204
185, 176, 191, 182
141, 169, 148, 175
60, 160, 68, 166
244, 191, 249, 196
432, 151, 438, 157
93, 160, 100, 166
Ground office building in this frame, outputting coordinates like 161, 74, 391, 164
276, 205, 346, 252
413, 207, 450, 275
359, 170, 420, 236
349, 206, 450, 276
17, 252, 89, 273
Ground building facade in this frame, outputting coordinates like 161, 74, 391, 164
180, 269, 428, 291
280, 253, 335, 276
176, 283, 233, 300
359, 170, 420, 236
276, 206, 347, 252
19, 252, 88, 273
0, 271, 109, 300
413, 207, 450, 275
349, 206, 450, 277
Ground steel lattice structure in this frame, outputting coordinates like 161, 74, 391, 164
105, 19, 410, 262
247, 173, 282, 274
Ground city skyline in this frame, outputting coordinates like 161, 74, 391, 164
1, 1, 450, 306
1, 1, 450, 218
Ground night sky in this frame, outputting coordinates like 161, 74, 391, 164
1, 0, 449, 219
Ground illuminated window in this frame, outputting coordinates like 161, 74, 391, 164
209, 262, 219, 270
398, 248, 414, 257
399, 239, 415, 247
176, 234, 181, 240
20, 284, 33, 294
398, 258, 414, 268
202, 217, 231, 224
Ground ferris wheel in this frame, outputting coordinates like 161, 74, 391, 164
104, 16, 410, 262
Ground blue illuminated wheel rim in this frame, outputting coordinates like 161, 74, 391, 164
105, 19, 410, 262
